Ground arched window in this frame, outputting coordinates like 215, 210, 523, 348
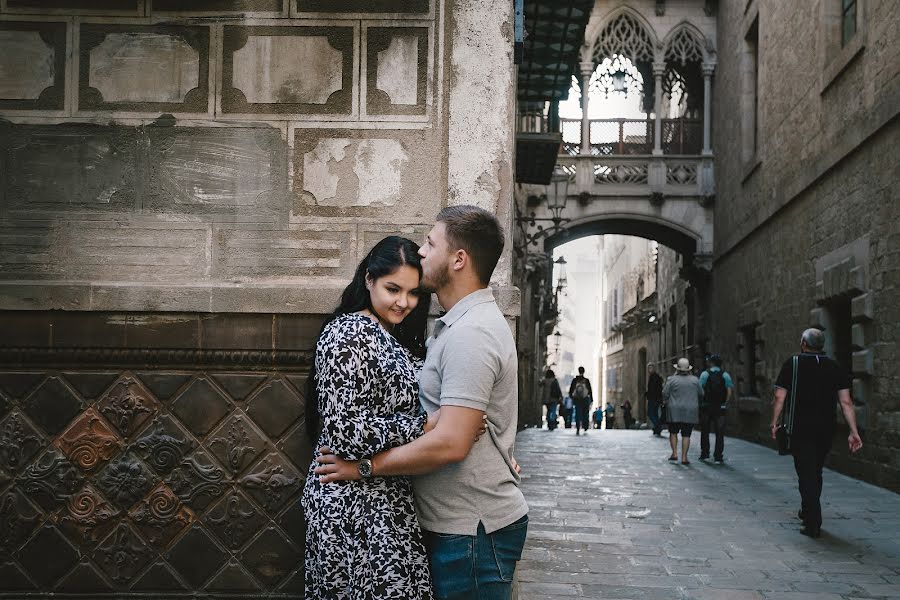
662, 25, 706, 153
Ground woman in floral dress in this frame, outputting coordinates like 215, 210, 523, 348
302, 236, 433, 600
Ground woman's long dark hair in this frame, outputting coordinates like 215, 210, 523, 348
305, 236, 429, 442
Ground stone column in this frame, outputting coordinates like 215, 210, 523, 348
702, 62, 715, 155
652, 62, 665, 155
580, 61, 594, 156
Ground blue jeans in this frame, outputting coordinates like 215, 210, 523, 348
423, 515, 528, 600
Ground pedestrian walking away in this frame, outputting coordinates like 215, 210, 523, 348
315, 206, 529, 600
569, 366, 593, 435
698, 354, 734, 462
542, 369, 562, 430
770, 328, 863, 539
663, 358, 702, 465
646, 364, 664, 436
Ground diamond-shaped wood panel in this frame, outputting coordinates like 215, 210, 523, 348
53, 483, 120, 549
206, 413, 267, 476
129, 482, 194, 550
97, 376, 158, 439
171, 378, 232, 438
54, 408, 123, 473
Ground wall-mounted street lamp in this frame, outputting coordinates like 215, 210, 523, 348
554, 255, 568, 294
515, 170, 571, 254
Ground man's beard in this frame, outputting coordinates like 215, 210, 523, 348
420, 262, 450, 294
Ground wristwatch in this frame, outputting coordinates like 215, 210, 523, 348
358, 458, 373, 479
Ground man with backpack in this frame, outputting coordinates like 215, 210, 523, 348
569, 366, 593, 435
698, 354, 734, 462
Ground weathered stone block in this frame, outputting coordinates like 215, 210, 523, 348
296, 0, 429, 14
365, 26, 429, 116
6, 0, 140, 12
0, 23, 66, 111
293, 128, 442, 220
851, 292, 874, 321
2, 126, 138, 215
851, 323, 866, 350
852, 349, 874, 376
222, 25, 353, 115
153, 0, 282, 13
144, 127, 287, 220
79, 25, 210, 113
214, 224, 356, 280
809, 307, 825, 328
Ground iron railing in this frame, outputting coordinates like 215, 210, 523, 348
560, 118, 703, 155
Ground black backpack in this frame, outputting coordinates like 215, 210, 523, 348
703, 370, 727, 407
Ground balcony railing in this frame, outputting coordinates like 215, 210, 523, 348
556, 154, 715, 198
560, 118, 703, 156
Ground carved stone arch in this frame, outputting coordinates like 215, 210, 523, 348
589, 7, 658, 64
663, 22, 707, 66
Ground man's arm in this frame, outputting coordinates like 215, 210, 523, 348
770, 386, 786, 440
316, 405, 484, 482
838, 389, 863, 453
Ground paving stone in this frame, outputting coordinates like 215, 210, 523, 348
515, 429, 900, 600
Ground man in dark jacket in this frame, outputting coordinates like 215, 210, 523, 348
771, 328, 863, 539
645, 364, 664, 436
569, 366, 593, 435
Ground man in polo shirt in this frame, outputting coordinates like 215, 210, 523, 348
316, 205, 528, 600
770, 328, 863, 538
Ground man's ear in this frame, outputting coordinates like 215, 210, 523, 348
451, 249, 468, 273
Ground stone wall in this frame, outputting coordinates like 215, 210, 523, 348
0, 0, 518, 596
712, 0, 900, 491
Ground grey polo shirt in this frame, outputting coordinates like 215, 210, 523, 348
413, 287, 528, 535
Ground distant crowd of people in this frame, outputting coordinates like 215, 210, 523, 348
540, 327, 864, 539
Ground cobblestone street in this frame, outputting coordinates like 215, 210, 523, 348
515, 428, 900, 600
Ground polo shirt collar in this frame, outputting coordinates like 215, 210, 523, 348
435, 287, 495, 332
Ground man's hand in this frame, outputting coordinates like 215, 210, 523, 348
511, 455, 522, 475
770, 423, 779, 440
848, 432, 863, 453
315, 446, 360, 483
425, 409, 440, 433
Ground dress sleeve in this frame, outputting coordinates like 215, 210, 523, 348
317, 320, 426, 461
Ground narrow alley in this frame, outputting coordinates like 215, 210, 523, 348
516, 428, 900, 600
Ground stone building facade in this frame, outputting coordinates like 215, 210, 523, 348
0, 1, 517, 596
711, 0, 899, 491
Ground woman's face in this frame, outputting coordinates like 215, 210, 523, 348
367, 264, 421, 328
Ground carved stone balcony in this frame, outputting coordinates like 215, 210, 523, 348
557, 153, 715, 200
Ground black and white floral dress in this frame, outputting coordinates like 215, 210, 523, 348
302, 313, 433, 600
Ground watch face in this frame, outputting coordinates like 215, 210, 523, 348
359, 459, 372, 478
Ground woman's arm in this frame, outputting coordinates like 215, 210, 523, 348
317, 321, 427, 461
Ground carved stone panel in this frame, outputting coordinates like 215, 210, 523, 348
296, 0, 429, 14
54, 408, 123, 473
0, 410, 43, 475
53, 483, 120, 548
365, 26, 429, 116
97, 376, 157, 439
222, 25, 354, 115
92, 522, 153, 585
206, 413, 267, 476
0, 22, 66, 111
6, 0, 141, 13
144, 127, 287, 220
78, 25, 210, 113
238, 451, 301, 515
213, 223, 357, 279
132, 414, 196, 476
153, 0, 283, 13
20, 448, 84, 511
129, 482, 194, 550
0, 362, 310, 597
293, 127, 443, 220
2, 125, 138, 216
0, 487, 41, 555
